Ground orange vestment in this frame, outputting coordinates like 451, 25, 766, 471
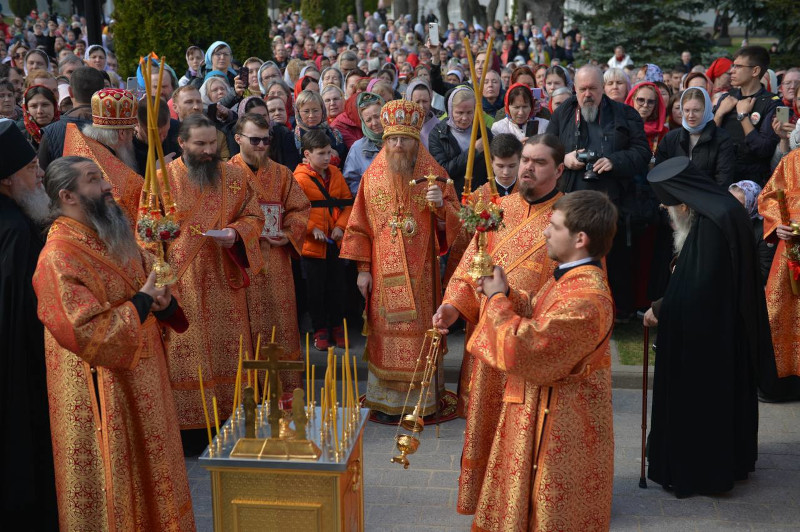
161, 158, 264, 428
443, 191, 559, 503
63, 122, 143, 227
759, 150, 800, 377
33, 217, 194, 532
464, 265, 615, 531
340, 146, 461, 414
229, 154, 311, 390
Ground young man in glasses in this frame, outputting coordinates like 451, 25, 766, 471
229, 112, 310, 382
713, 45, 780, 186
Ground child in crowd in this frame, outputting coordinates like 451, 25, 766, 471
293, 129, 354, 350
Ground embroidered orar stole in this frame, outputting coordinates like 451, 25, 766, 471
63, 123, 143, 229
462, 266, 615, 532
33, 217, 194, 532
229, 155, 310, 391
161, 157, 264, 428
759, 151, 800, 377
340, 145, 461, 385
443, 191, 559, 505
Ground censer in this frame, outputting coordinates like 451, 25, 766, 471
390, 329, 443, 469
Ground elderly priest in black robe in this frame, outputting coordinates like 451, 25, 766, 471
643, 156, 771, 498
0, 121, 58, 529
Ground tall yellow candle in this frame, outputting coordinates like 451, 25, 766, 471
305, 332, 310, 397
353, 355, 359, 407
262, 370, 269, 408
212, 396, 220, 435
343, 318, 349, 356
331, 385, 339, 452
311, 364, 316, 405
198, 366, 212, 447
233, 335, 243, 412
271, 325, 276, 343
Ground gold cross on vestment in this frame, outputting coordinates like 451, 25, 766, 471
189, 224, 203, 236
242, 343, 305, 438
228, 180, 242, 194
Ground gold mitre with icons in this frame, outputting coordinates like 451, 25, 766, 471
381, 99, 424, 140
91, 88, 138, 129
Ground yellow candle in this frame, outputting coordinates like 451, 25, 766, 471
311, 364, 315, 405
233, 354, 243, 414
271, 325, 276, 343
305, 332, 310, 398
253, 338, 259, 404
198, 366, 212, 447
262, 370, 269, 408
255, 333, 262, 360
341, 355, 346, 420
212, 396, 220, 435
246, 350, 251, 388
343, 318, 349, 356
331, 385, 339, 452
353, 356, 359, 408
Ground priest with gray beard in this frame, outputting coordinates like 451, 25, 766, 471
643, 156, 772, 498
0, 121, 59, 530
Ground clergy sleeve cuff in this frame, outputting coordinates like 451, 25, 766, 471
155, 299, 189, 333
131, 292, 153, 323
153, 297, 178, 320
357, 261, 371, 272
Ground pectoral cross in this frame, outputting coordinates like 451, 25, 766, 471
242, 342, 305, 438
388, 211, 402, 241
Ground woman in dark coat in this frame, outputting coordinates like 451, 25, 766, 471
655, 87, 734, 187
428, 86, 492, 199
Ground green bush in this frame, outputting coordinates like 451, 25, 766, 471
113, 0, 271, 78
9, 0, 37, 18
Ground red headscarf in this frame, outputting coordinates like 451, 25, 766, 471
706, 57, 732, 83
22, 85, 59, 144
625, 82, 667, 145
294, 76, 310, 101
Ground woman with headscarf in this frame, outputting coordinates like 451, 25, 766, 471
404, 79, 441, 149
342, 92, 385, 195
655, 87, 734, 187
481, 69, 504, 122
294, 89, 347, 166
321, 84, 345, 122
491, 82, 548, 141
548, 86, 572, 114
179, 45, 204, 87
200, 75, 233, 107
320, 66, 344, 90
18, 84, 58, 149
429, 86, 492, 198
23, 49, 49, 74
626, 81, 668, 162
293, 75, 319, 99
729, 180, 775, 284
84, 44, 107, 71
204, 41, 237, 86
257, 61, 282, 94
329, 90, 363, 148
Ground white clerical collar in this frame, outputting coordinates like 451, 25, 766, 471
495, 176, 516, 189
557, 257, 595, 270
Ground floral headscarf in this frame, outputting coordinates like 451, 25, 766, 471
730, 180, 762, 219
357, 91, 385, 147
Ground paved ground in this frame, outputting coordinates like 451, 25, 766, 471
186, 332, 800, 531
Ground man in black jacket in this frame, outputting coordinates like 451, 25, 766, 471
546, 65, 651, 316
713, 46, 780, 186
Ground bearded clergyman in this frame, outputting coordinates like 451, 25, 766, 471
157, 113, 264, 445
33, 156, 194, 530
340, 100, 461, 422
643, 157, 772, 498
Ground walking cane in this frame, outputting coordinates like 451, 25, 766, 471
639, 323, 650, 489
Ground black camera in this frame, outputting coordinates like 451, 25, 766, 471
577, 150, 600, 181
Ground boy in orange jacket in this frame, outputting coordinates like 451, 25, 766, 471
294, 130, 354, 350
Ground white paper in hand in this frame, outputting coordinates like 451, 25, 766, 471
203, 229, 228, 238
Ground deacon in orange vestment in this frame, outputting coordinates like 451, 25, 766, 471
62, 88, 145, 227
436, 136, 564, 508
341, 100, 461, 417
160, 115, 264, 428
33, 157, 194, 531
453, 190, 617, 532
757, 149, 800, 398
230, 113, 310, 391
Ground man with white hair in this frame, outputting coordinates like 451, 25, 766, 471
62, 87, 143, 226
546, 64, 651, 318
0, 121, 58, 530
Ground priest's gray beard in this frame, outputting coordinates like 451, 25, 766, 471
667, 205, 695, 255
12, 185, 50, 224
79, 192, 140, 263
386, 142, 418, 186
184, 151, 222, 188
581, 103, 599, 122
115, 141, 139, 172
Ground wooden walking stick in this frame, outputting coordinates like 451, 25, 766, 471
640, 324, 650, 489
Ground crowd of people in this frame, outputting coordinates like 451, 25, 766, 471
3, 6, 800, 532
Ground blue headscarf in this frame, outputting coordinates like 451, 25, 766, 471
135, 56, 178, 92
204, 41, 237, 77
680, 87, 714, 135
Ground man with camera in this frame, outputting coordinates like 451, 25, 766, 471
546, 65, 651, 316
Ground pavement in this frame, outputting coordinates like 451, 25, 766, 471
186, 331, 800, 531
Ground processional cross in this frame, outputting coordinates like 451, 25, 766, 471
242, 343, 305, 438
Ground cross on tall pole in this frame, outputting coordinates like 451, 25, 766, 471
242, 342, 305, 438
